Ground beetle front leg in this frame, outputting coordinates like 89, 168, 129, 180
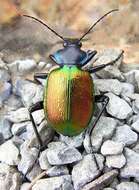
88, 50, 124, 73
34, 73, 48, 84
84, 95, 109, 153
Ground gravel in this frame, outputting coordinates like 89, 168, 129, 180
0, 50, 139, 189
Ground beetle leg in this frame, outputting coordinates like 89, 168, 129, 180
29, 101, 44, 147
88, 50, 124, 73
86, 95, 109, 153
81, 50, 97, 66
34, 73, 48, 84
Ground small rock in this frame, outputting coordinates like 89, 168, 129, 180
8, 59, 36, 74
0, 163, 22, 190
47, 166, 69, 177
46, 141, 82, 165
124, 70, 139, 92
32, 110, 45, 125
72, 154, 104, 190
94, 49, 124, 80
0, 140, 19, 165
5, 107, 30, 123
5, 94, 23, 111
32, 175, 74, 190
133, 142, 139, 153
112, 125, 138, 146
37, 61, 47, 70
26, 162, 42, 181
101, 140, 124, 156
84, 116, 117, 153
39, 150, 51, 170
18, 141, 39, 175
81, 169, 118, 190
14, 79, 43, 107
59, 132, 84, 148
11, 121, 30, 136
94, 79, 122, 95
0, 118, 12, 139
106, 93, 132, 119
120, 82, 134, 95
20, 183, 31, 190
0, 69, 10, 82
106, 154, 126, 169
116, 182, 139, 190
28, 120, 54, 148
0, 82, 12, 106
120, 148, 139, 179
103, 188, 114, 190
131, 119, 139, 133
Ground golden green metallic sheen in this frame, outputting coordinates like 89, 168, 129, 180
44, 65, 94, 136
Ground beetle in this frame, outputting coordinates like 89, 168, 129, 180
23, 9, 121, 151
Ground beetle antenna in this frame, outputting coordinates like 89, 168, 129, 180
23, 15, 65, 41
79, 9, 119, 42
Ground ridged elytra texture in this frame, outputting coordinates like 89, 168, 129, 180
44, 65, 94, 136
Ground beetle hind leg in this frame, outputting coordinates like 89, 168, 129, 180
29, 101, 44, 147
84, 95, 109, 153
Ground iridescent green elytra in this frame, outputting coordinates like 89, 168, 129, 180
44, 65, 94, 136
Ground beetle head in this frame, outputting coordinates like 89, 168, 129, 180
63, 38, 82, 48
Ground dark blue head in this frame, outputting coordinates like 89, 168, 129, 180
50, 38, 93, 67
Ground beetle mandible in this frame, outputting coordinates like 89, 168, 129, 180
23, 9, 121, 151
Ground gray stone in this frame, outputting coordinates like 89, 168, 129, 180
5, 107, 30, 123
32, 110, 45, 125
84, 116, 117, 153
26, 162, 42, 181
131, 119, 139, 133
5, 94, 23, 111
0, 163, 22, 190
116, 182, 139, 190
133, 142, 139, 153
106, 93, 132, 119
72, 154, 104, 190
106, 154, 126, 169
59, 132, 84, 148
101, 140, 124, 156
104, 188, 114, 190
112, 125, 138, 146
11, 121, 30, 136
14, 79, 43, 107
20, 183, 31, 190
0, 140, 19, 165
94, 79, 122, 95
46, 141, 82, 165
93, 49, 124, 80
47, 166, 69, 177
0, 69, 10, 82
121, 82, 135, 95
132, 98, 139, 114
32, 175, 74, 190
0, 82, 12, 106
39, 150, 51, 170
120, 148, 139, 179
18, 141, 39, 175
81, 169, 118, 190
124, 70, 139, 92
8, 59, 36, 74
28, 120, 54, 148
0, 118, 12, 139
